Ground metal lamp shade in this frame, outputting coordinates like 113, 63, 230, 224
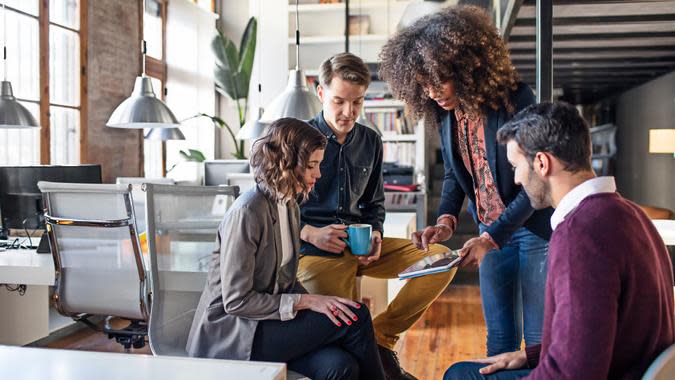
0, 81, 39, 129
144, 127, 185, 140
260, 69, 322, 122
397, 0, 447, 31
237, 107, 268, 140
107, 76, 180, 129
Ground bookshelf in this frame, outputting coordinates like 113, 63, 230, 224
364, 99, 427, 231
254, 1, 428, 230
286, 0, 410, 70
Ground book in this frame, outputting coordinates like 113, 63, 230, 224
398, 249, 464, 280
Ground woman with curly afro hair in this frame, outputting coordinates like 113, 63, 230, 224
379, 5, 553, 359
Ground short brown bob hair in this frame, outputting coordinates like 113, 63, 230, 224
250, 118, 327, 202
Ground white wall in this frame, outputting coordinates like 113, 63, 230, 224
615, 70, 675, 211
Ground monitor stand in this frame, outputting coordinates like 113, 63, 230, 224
36, 233, 51, 254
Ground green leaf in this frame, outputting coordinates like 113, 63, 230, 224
239, 17, 257, 63
236, 18, 257, 99
212, 30, 242, 100
179, 149, 206, 163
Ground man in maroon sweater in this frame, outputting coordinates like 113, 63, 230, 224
445, 101, 675, 380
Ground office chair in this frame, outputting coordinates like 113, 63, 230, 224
116, 177, 176, 234
144, 184, 239, 356
38, 182, 150, 351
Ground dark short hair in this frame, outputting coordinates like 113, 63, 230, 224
319, 52, 371, 88
497, 102, 592, 173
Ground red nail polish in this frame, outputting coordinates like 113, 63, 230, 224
337, 322, 342, 327
347, 321, 352, 325
356, 304, 361, 308
353, 316, 358, 321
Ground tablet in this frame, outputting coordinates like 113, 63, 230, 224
398, 249, 464, 279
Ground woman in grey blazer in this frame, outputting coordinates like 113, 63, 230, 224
186, 118, 385, 380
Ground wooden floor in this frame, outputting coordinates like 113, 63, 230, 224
397, 285, 486, 380
41, 285, 485, 380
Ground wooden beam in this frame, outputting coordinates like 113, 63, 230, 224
80, 0, 88, 164
520, 69, 667, 77
510, 21, 675, 36
500, 0, 525, 41
524, 0, 669, 4
39, 0, 50, 164
510, 49, 675, 61
516, 61, 675, 70
516, 14, 675, 27
509, 36, 675, 49
513, 55, 675, 65
509, 31, 675, 42
518, 2, 675, 19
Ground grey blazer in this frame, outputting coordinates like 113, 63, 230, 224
186, 186, 307, 360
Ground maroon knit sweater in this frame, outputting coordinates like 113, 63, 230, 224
524, 193, 675, 380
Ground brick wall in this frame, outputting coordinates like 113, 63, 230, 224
84, 0, 143, 183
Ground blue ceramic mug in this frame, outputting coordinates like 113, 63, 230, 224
344, 224, 372, 256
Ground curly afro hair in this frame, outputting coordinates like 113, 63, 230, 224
379, 5, 520, 128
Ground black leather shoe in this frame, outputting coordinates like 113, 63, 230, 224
377, 345, 418, 380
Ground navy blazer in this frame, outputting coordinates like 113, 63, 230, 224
437, 82, 553, 247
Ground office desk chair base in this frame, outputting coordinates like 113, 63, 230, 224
75, 315, 148, 351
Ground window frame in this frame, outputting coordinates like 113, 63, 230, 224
3, 1, 87, 165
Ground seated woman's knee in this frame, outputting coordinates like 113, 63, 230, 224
352, 302, 372, 322
314, 351, 359, 380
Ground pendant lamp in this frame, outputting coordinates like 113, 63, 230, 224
397, 0, 447, 31
0, 2, 39, 129
106, 0, 179, 129
260, 0, 321, 122
144, 127, 185, 140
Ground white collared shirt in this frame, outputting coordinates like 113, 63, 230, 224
550, 176, 617, 231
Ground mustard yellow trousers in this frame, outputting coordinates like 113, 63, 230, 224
297, 237, 456, 350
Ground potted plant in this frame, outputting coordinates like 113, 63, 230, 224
204, 17, 258, 160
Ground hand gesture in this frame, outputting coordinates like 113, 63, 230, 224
471, 350, 528, 375
411, 224, 453, 251
295, 294, 362, 327
459, 236, 495, 268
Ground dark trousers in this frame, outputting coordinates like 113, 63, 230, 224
445, 362, 532, 380
250, 303, 385, 380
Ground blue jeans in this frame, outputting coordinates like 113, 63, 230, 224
479, 225, 548, 356
444, 362, 531, 380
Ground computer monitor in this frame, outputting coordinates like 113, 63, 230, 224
0, 165, 102, 230
203, 160, 250, 186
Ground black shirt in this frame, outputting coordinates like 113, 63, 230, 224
299, 112, 385, 257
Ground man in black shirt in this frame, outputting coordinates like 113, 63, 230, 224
298, 53, 456, 380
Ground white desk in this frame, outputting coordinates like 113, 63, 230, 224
653, 219, 675, 246
0, 245, 71, 346
0, 345, 286, 380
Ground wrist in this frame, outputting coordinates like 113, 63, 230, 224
294, 294, 310, 311
300, 225, 314, 244
479, 232, 499, 250
436, 214, 457, 233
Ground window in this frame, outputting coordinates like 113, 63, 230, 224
0, 0, 84, 166
143, 0, 217, 179
143, 0, 168, 178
